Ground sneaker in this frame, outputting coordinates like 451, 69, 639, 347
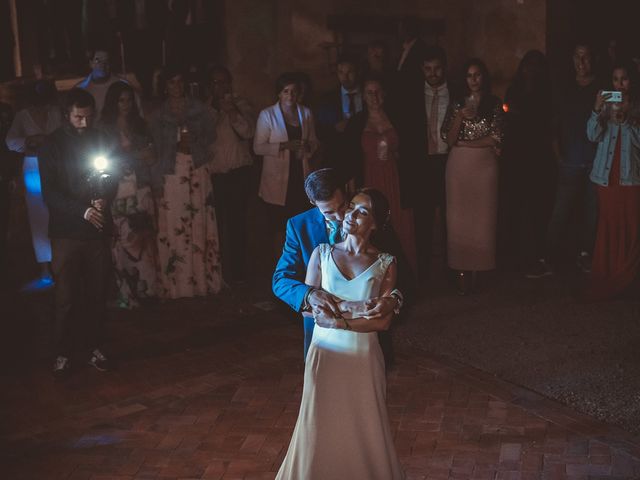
87, 349, 110, 372
53, 356, 70, 378
525, 259, 554, 279
577, 251, 592, 274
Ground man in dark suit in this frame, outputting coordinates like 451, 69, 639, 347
39, 88, 117, 377
272, 168, 402, 359
412, 46, 451, 280
316, 56, 364, 183
392, 17, 431, 222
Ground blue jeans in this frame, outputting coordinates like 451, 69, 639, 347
545, 169, 597, 261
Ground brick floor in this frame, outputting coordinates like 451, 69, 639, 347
2, 289, 640, 479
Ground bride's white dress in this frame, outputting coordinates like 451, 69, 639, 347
276, 243, 405, 480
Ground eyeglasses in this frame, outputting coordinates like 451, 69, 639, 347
92, 58, 109, 65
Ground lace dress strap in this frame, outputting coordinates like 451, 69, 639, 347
317, 243, 332, 274
317, 243, 331, 259
377, 252, 395, 272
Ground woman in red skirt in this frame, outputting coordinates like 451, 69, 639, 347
585, 62, 640, 301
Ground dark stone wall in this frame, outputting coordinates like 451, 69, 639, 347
224, 0, 546, 109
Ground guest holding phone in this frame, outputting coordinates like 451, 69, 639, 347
585, 62, 640, 301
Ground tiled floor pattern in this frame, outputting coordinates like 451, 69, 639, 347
2, 306, 640, 480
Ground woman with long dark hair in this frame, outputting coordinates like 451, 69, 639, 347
441, 58, 504, 294
343, 76, 417, 276
585, 62, 640, 300
501, 50, 555, 272
99, 81, 158, 308
276, 187, 405, 480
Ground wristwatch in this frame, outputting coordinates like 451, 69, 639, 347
302, 287, 317, 312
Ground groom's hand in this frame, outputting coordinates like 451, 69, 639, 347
361, 296, 398, 319
308, 289, 342, 317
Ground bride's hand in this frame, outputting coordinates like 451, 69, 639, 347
360, 296, 398, 319
313, 307, 343, 329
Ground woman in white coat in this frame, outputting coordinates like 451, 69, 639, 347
254, 73, 319, 252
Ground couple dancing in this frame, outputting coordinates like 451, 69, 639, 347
273, 168, 406, 479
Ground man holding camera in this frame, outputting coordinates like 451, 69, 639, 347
39, 88, 117, 377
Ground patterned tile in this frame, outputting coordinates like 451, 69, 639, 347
1, 295, 640, 480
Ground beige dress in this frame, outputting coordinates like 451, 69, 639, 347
441, 99, 504, 271
276, 244, 405, 480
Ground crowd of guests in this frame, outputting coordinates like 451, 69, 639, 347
1, 28, 640, 375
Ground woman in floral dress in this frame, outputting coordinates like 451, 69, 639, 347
100, 81, 159, 307
149, 67, 222, 298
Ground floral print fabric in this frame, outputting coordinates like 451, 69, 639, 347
157, 153, 223, 298
111, 172, 159, 308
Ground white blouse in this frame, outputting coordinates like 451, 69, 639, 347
6, 106, 63, 154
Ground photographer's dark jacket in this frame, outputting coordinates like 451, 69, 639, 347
39, 124, 117, 239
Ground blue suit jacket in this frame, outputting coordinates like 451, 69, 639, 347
272, 207, 329, 311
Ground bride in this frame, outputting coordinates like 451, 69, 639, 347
276, 188, 405, 480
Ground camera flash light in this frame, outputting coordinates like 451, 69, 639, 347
93, 155, 109, 172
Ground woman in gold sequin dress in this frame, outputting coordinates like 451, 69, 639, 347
441, 59, 504, 294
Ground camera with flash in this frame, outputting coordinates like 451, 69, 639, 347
87, 154, 113, 200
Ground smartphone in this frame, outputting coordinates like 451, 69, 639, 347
603, 91, 622, 102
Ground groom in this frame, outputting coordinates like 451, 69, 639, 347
273, 168, 402, 359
